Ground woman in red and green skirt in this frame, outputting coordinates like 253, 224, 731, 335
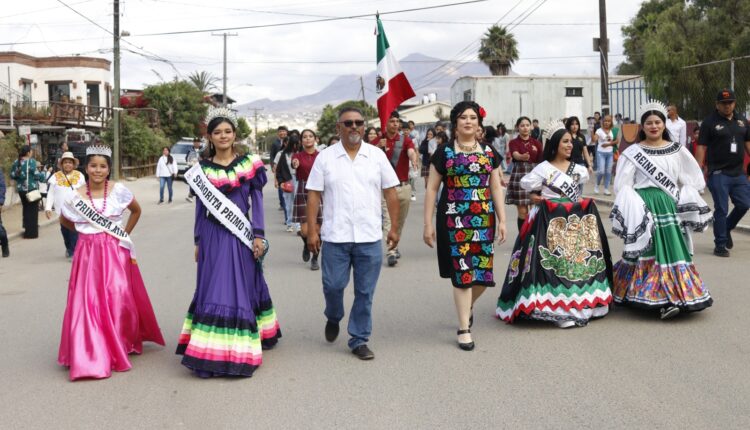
610, 101, 713, 320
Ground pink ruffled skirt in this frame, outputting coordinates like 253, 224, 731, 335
58, 233, 165, 381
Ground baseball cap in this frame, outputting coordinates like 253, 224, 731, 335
717, 88, 736, 102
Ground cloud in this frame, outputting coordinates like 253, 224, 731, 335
1, 0, 642, 102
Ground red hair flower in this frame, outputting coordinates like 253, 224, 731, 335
478, 106, 487, 118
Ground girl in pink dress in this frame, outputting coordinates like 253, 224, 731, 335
58, 146, 164, 380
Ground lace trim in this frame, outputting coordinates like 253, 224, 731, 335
640, 141, 681, 156
610, 203, 652, 244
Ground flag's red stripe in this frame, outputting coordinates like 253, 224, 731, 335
377, 72, 415, 128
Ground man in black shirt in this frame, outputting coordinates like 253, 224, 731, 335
696, 88, 750, 257
270, 126, 288, 212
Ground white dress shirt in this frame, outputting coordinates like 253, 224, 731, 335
306, 141, 399, 243
666, 116, 687, 148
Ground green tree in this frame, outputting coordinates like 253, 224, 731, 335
101, 115, 170, 161
187, 71, 219, 94
142, 80, 206, 142
618, 0, 750, 119
316, 100, 378, 143
236, 117, 251, 142
478, 25, 519, 76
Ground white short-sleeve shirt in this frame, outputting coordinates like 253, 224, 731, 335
306, 141, 399, 243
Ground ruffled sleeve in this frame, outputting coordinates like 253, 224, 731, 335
676, 146, 712, 232
573, 164, 589, 184
610, 152, 654, 258
519, 162, 546, 192
111, 183, 134, 214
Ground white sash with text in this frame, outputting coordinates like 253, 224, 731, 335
184, 163, 255, 251
70, 195, 136, 257
621, 145, 680, 202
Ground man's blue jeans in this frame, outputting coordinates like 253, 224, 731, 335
707, 172, 750, 248
321, 240, 383, 349
60, 224, 78, 256
159, 176, 173, 202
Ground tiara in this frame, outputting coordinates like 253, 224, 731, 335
638, 99, 668, 120
542, 119, 566, 142
86, 145, 112, 157
205, 106, 238, 128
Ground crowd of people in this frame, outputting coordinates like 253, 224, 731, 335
1, 88, 748, 382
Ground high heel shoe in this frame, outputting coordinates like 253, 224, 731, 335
457, 329, 474, 351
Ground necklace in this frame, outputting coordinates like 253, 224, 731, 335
456, 140, 478, 152
86, 180, 109, 214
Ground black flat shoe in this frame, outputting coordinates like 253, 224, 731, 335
726, 230, 734, 250
457, 329, 474, 351
324, 321, 339, 342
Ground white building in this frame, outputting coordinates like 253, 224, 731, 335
451, 75, 646, 128
0, 51, 111, 107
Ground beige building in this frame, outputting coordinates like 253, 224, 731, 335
0, 51, 111, 107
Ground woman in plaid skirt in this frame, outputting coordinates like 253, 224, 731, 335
291, 129, 323, 270
505, 116, 543, 231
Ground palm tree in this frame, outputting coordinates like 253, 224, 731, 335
187, 71, 219, 94
478, 25, 519, 76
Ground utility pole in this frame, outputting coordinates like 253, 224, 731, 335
597, 0, 610, 116
112, 0, 121, 180
359, 76, 367, 122
248, 107, 264, 152
212, 33, 238, 106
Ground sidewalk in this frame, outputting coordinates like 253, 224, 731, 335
581, 181, 750, 234
1, 175, 170, 241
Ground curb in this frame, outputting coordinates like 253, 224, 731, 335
7, 217, 60, 242
587, 195, 750, 235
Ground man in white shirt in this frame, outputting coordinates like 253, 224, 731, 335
306, 107, 400, 361
666, 104, 687, 147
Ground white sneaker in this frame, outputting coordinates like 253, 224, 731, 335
410, 196, 417, 201
594, 186, 600, 194
285, 225, 294, 232
555, 320, 577, 329
660, 306, 680, 320
603, 189, 611, 196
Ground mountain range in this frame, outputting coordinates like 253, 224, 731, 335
235, 53, 493, 115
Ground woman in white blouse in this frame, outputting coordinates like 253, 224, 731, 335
592, 114, 617, 195
156, 146, 178, 204
45, 152, 86, 258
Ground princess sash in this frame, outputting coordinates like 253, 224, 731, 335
545, 163, 581, 202
621, 145, 680, 202
69, 194, 136, 257
185, 163, 255, 251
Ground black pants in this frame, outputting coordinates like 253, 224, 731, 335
19, 191, 39, 239
60, 224, 78, 255
0, 209, 8, 250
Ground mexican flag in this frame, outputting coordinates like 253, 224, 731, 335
375, 15, 415, 129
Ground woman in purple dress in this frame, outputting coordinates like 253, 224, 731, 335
176, 108, 281, 377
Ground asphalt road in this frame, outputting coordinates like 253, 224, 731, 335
1, 176, 749, 429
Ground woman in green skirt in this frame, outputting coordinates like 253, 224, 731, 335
611, 100, 713, 319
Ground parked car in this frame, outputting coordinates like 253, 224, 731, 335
171, 138, 203, 175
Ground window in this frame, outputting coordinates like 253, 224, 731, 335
48, 82, 70, 102
565, 87, 583, 97
20, 80, 32, 102
463, 90, 473, 102
86, 83, 100, 106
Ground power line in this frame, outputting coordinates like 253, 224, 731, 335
130, 0, 488, 36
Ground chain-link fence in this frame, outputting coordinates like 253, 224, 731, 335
666, 56, 750, 122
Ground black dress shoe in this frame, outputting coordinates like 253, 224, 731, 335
713, 246, 730, 257
726, 230, 734, 250
352, 344, 374, 360
302, 243, 311, 262
324, 321, 339, 342
457, 329, 474, 351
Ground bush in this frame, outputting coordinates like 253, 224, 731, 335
101, 115, 170, 161
0, 132, 25, 180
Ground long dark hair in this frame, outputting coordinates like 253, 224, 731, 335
449, 101, 484, 146
484, 125, 498, 142
18, 145, 31, 162
637, 110, 672, 141
422, 127, 436, 145
162, 146, 173, 164
205, 117, 237, 158
283, 133, 300, 155
364, 126, 378, 144
543, 129, 570, 162
564, 116, 584, 139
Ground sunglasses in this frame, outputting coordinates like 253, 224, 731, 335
339, 120, 365, 128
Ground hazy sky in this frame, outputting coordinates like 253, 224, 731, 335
0, 0, 644, 104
